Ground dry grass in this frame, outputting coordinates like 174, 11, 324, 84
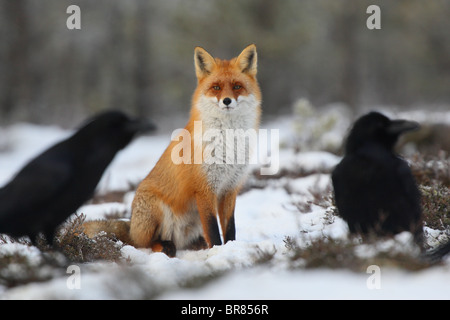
54, 214, 124, 263
0, 236, 64, 288
410, 153, 450, 231
280, 151, 450, 272
410, 153, 450, 187
284, 235, 434, 272
1, 150, 448, 292
0, 214, 126, 288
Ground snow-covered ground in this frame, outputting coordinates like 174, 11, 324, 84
1, 107, 450, 300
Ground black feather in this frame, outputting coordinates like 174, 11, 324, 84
0, 110, 155, 245
331, 112, 422, 244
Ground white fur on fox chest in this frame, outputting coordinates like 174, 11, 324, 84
159, 201, 203, 249
196, 94, 260, 196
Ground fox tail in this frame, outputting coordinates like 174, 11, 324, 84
81, 219, 133, 245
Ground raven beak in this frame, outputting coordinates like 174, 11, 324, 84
387, 119, 420, 135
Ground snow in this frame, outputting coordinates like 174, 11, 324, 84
160, 266, 450, 300
1, 110, 450, 300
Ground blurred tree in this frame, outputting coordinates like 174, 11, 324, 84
1, 0, 30, 118
132, 1, 152, 118
0, 0, 448, 126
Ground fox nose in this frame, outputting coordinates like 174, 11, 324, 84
223, 98, 232, 106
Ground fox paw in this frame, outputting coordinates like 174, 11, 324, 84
151, 240, 176, 257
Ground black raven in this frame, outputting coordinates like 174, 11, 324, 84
0, 110, 155, 245
332, 111, 422, 243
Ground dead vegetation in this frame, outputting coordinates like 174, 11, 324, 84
283, 235, 434, 272
57, 151, 449, 271
0, 213, 126, 288
0, 148, 449, 293
282, 151, 450, 272
410, 153, 450, 231
54, 214, 125, 263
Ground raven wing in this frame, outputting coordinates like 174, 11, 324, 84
0, 146, 74, 229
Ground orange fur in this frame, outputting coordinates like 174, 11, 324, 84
84, 45, 262, 257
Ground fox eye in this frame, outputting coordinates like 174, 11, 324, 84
233, 84, 242, 90
212, 85, 221, 90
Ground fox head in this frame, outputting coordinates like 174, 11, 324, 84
192, 44, 261, 119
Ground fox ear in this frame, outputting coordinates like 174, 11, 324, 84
236, 44, 257, 77
194, 47, 216, 79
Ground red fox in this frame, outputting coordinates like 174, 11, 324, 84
82, 45, 261, 257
